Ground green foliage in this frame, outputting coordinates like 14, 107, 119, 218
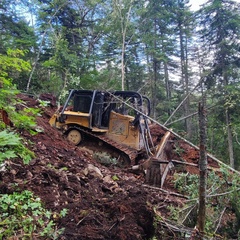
0, 130, 22, 165
0, 49, 31, 116
0, 130, 34, 164
0, 49, 31, 83
0, 130, 22, 147
93, 152, 118, 166
0, 190, 65, 239
0, 49, 28, 107
38, 99, 50, 107
199, 0, 240, 88
10, 106, 40, 133
206, 84, 240, 168
59, 208, 68, 218
173, 172, 199, 198
112, 175, 119, 181
0, 0, 37, 90
170, 168, 240, 237
0, 49, 37, 164
66, 70, 104, 91
15, 144, 35, 164
43, 37, 79, 72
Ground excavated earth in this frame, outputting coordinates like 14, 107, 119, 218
0, 94, 232, 239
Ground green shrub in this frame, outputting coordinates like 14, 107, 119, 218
93, 151, 118, 166
0, 130, 34, 164
0, 190, 66, 239
170, 168, 240, 237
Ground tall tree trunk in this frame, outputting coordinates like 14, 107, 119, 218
121, 38, 126, 91
164, 61, 171, 116
226, 109, 235, 168
184, 43, 192, 138
178, 10, 192, 138
125, 54, 130, 90
114, 0, 133, 91
152, 19, 158, 119
197, 100, 207, 238
152, 57, 157, 120
223, 73, 235, 168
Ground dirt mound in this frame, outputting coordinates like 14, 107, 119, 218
0, 94, 222, 239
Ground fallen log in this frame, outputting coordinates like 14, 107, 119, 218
143, 184, 187, 199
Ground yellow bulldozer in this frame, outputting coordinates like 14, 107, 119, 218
49, 89, 179, 187
49, 89, 154, 164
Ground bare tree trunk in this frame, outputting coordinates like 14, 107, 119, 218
184, 44, 192, 139
223, 72, 235, 168
226, 109, 235, 168
197, 101, 207, 238
57, 69, 69, 100
152, 58, 157, 120
178, 13, 192, 139
164, 61, 171, 116
152, 19, 158, 120
121, 36, 126, 91
112, 0, 133, 91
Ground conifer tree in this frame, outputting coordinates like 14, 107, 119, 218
198, 0, 240, 168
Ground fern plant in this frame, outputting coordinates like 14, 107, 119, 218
0, 130, 34, 164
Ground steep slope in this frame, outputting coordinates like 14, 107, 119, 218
0, 94, 236, 239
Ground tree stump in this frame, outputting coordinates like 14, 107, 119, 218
146, 160, 161, 187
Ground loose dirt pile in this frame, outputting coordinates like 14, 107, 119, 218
0, 94, 227, 239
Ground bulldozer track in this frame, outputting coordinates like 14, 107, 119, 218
69, 126, 139, 165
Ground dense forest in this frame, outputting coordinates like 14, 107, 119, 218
1, 0, 240, 168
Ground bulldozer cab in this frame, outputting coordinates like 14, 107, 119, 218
50, 89, 152, 153
72, 93, 92, 113
61, 90, 111, 129
59, 89, 150, 130
70, 91, 105, 128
